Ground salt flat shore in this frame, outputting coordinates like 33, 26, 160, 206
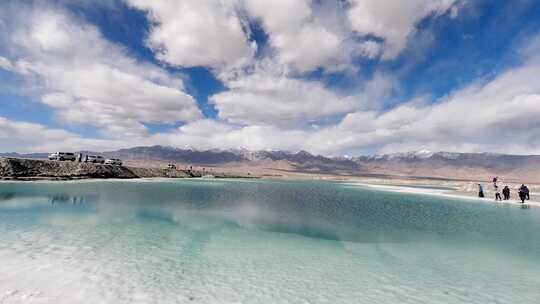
347, 181, 540, 207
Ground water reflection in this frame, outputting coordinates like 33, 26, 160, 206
0, 180, 539, 253
0, 192, 15, 200
0, 189, 98, 211
50, 194, 96, 206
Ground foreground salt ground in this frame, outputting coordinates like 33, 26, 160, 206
1, 223, 539, 304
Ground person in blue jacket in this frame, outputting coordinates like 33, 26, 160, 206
478, 184, 485, 198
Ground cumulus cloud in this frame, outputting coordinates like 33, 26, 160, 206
0, 4, 201, 137
347, 0, 458, 59
0, 116, 304, 153
127, 0, 453, 74
0, 56, 13, 70
243, 0, 351, 73
210, 62, 356, 126
0, 116, 129, 152
304, 51, 540, 155
1, 0, 538, 157
4, 44, 540, 156
164, 40, 540, 156
141, 50, 540, 156
152, 119, 308, 152
209, 67, 397, 128
125, 0, 256, 70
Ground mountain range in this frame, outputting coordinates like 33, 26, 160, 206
2, 146, 539, 182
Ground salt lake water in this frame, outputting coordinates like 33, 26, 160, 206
0, 179, 539, 303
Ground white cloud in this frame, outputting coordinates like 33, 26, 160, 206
175, 43, 540, 156
0, 117, 303, 153
2, 0, 539, 158
160, 54, 540, 155
123, 0, 458, 74
0, 117, 72, 143
304, 52, 540, 155
123, 0, 385, 74
347, 0, 457, 59
125, 0, 256, 70
0, 116, 128, 152
0, 4, 201, 137
243, 0, 356, 73
0, 56, 13, 70
210, 62, 356, 126
3, 47, 540, 156
152, 119, 308, 152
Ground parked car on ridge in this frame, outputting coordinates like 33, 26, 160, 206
104, 158, 123, 166
48, 152, 76, 161
86, 155, 105, 164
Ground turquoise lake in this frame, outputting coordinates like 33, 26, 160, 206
0, 179, 539, 303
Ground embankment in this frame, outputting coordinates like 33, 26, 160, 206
0, 157, 193, 180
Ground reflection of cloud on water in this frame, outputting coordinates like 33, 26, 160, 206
177, 200, 447, 245
0, 192, 15, 200
0, 195, 54, 209
153, 201, 347, 244
219, 202, 346, 242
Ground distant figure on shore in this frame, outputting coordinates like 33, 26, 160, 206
502, 186, 510, 200
492, 177, 501, 201
77, 153, 82, 163
84, 154, 88, 163
524, 185, 530, 200
495, 185, 502, 201
478, 184, 485, 198
519, 184, 528, 204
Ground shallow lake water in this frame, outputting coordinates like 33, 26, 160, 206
0, 179, 539, 303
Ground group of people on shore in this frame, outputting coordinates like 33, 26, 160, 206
478, 177, 531, 204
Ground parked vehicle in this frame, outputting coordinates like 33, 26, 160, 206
86, 155, 105, 164
104, 158, 123, 166
48, 152, 76, 161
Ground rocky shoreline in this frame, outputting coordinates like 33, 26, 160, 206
0, 157, 254, 181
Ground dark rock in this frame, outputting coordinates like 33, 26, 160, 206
0, 158, 139, 179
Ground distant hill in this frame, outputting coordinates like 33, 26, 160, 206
353, 151, 540, 182
0, 152, 49, 159
100, 146, 358, 173
2, 147, 540, 182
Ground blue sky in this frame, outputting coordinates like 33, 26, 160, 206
1, 0, 540, 155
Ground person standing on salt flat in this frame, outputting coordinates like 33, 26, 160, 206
502, 186, 510, 200
492, 177, 502, 201
478, 184, 485, 198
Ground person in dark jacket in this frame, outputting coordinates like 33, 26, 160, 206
502, 186, 510, 200
524, 185, 530, 200
519, 184, 527, 204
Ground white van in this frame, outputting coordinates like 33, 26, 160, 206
48, 152, 76, 161
104, 158, 123, 166
86, 155, 105, 164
